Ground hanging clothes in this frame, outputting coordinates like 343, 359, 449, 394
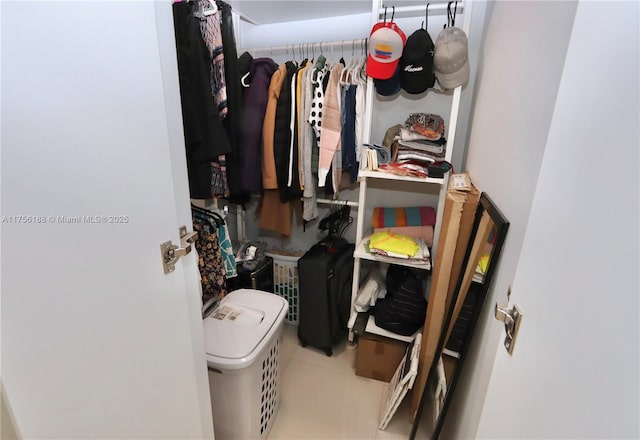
192, 216, 227, 304
273, 61, 299, 203
172, 1, 231, 199
306, 55, 328, 202
262, 62, 288, 191
284, 61, 306, 200
211, 160, 228, 196
197, 0, 227, 118
292, 61, 308, 190
341, 84, 358, 183
353, 55, 368, 167
308, 56, 327, 144
259, 63, 299, 237
214, 213, 237, 279
225, 57, 278, 199
219, 0, 244, 152
196, 0, 230, 198
318, 63, 343, 187
301, 60, 320, 222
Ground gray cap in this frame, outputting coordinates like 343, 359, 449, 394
433, 26, 469, 90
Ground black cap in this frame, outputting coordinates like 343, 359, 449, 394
374, 63, 401, 97
400, 29, 435, 94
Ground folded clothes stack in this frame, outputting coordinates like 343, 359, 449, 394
362, 142, 392, 169
368, 114, 450, 178
371, 206, 436, 248
395, 113, 447, 160
367, 231, 431, 263
374, 225, 434, 247
372, 206, 436, 228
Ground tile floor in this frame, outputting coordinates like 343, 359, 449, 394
268, 323, 416, 440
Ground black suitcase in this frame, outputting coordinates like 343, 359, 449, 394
297, 236, 355, 356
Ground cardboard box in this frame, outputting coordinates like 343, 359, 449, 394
356, 333, 409, 382
446, 180, 480, 312
410, 173, 480, 415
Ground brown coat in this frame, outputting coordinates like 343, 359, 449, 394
262, 63, 288, 189
259, 63, 301, 237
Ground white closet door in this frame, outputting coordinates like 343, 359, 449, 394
1, 2, 213, 439
475, 2, 639, 439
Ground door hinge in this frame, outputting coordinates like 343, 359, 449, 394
494, 298, 523, 355
161, 226, 198, 274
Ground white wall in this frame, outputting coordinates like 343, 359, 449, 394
239, 12, 373, 49
437, 1, 579, 438
441, 1, 640, 438
475, 1, 640, 438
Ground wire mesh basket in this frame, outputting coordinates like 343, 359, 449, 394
265, 250, 304, 325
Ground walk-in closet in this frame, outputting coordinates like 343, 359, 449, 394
173, 0, 481, 438
3, 1, 637, 440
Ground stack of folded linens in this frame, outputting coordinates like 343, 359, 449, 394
372, 206, 436, 247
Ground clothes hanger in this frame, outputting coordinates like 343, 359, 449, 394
354, 39, 368, 82
352, 39, 367, 84
192, 211, 219, 230
340, 41, 353, 85
191, 204, 224, 228
315, 42, 327, 70
344, 40, 360, 84
339, 40, 346, 66
203, 0, 218, 16
193, 0, 217, 19
191, 204, 223, 223
241, 71, 251, 87
319, 202, 351, 236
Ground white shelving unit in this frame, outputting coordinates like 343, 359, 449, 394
347, 172, 448, 341
348, 0, 471, 343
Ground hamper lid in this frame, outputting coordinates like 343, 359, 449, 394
203, 289, 288, 369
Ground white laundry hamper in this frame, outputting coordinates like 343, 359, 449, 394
203, 289, 288, 440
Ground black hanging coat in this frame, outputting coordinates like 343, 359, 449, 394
173, 2, 231, 199
226, 58, 278, 198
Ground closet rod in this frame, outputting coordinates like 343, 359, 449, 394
379, 3, 464, 16
245, 38, 368, 55
316, 198, 359, 208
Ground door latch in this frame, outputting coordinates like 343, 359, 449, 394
494, 301, 523, 355
161, 226, 198, 274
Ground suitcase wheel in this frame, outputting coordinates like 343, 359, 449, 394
324, 348, 332, 357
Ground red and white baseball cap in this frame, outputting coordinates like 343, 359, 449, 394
367, 22, 407, 80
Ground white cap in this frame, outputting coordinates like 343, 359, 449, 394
433, 26, 469, 90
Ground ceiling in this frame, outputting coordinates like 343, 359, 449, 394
226, 0, 373, 25
226, 0, 452, 25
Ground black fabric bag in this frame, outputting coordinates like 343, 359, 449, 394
373, 265, 427, 336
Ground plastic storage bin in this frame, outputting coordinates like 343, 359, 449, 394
226, 256, 274, 293
264, 251, 303, 325
203, 289, 288, 440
